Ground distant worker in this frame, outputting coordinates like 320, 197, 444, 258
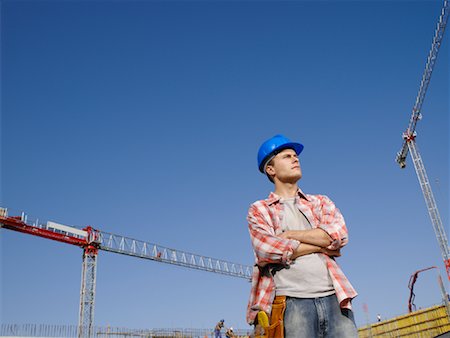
246, 134, 358, 338
225, 326, 235, 338
214, 319, 225, 338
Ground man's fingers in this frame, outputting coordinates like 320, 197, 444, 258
279, 231, 290, 239
321, 248, 341, 257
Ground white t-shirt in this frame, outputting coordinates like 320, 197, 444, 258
274, 197, 335, 298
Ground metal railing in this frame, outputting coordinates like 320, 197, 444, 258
1, 324, 253, 338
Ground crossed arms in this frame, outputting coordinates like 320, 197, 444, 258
248, 195, 348, 267
279, 228, 341, 260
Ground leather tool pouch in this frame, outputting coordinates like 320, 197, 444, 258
255, 296, 287, 338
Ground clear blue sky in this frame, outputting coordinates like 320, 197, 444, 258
1, 0, 448, 331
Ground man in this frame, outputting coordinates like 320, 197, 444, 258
246, 134, 358, 338
214, 319, 225, 338
225, 327, 235, 338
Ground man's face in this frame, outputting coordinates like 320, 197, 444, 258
266, 148, 302, 183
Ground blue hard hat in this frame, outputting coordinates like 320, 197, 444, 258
257, 134, 304, 173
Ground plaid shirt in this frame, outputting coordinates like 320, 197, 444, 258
246, 188, 357, 325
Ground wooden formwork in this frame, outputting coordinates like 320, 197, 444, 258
358, 304, 450, 338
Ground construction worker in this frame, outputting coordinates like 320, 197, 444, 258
225, 326, 235, 338
246, 134, 358, 338
214, 319, 225, 338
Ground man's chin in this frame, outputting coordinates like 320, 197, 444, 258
283, 174, 301, 184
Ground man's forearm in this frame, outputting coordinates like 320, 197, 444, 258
291, 243, 341, 260
281, 228, 332, 248
291, 243, 321, 260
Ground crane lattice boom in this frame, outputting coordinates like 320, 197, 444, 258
0, 208, 252, 280
396, 0, 449, 168
98, 231, 252, 279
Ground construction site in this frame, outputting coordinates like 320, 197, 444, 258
1, 0, 449, 337
0, 201, 449, 337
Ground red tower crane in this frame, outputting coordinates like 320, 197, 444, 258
0, 207, 252, 338
395, 0, 450, 281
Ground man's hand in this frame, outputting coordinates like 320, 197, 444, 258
278, 231, 293, 240
319, 247, 341, 257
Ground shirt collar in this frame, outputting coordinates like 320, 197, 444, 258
266, 187, 309, 205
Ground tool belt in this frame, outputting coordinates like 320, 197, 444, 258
254, 296, 286, 338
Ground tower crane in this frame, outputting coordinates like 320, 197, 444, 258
395, 0, 450, 281
0, 207, 252, 338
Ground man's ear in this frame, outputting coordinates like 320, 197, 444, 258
265, 164, 275, 177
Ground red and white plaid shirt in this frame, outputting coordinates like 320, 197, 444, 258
246, 188, 357, 325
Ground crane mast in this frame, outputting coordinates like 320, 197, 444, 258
0, 208, 252, 337
78, 227, 99, 338
408, 142, 450, 278
395, 0, 450, 280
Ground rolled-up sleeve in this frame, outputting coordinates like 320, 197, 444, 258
248, 203, 299, 266
315, 195, 348, 250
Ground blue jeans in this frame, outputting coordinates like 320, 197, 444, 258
283, 294, 358, 338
